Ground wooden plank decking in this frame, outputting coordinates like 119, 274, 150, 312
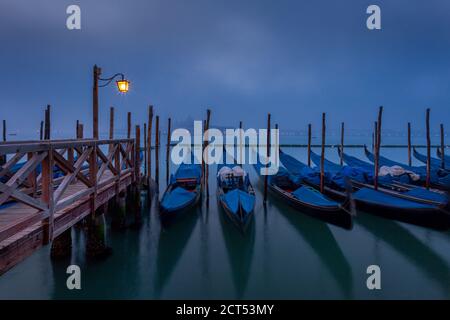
0, 138, 138, 275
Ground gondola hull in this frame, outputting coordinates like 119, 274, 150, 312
280, 149, 450, 230
218, 195, 254, 232
266, 181, 353, 229
159, 186, 202, 225
308, 181, 450, 231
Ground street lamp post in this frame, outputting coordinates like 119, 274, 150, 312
92, 65, 130, 139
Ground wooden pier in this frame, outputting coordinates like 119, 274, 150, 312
0, 138, 138, 274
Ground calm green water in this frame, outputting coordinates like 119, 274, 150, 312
0, 146, 450, 299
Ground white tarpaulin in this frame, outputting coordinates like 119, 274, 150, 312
379, 165, 421, 181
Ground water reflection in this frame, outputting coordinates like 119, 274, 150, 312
273, 196, 353, 298
154, 207, 200, 297
356, 213, 450, 296
218, 205, 255, 299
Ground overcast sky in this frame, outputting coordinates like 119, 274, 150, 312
1, 0, 450, 138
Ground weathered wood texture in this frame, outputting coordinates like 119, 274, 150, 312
0, 138, 135, 275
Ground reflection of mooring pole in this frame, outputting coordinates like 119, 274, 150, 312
263, 113, 271, 205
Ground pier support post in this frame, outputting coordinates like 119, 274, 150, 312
50, 228, 72, 259
128, 186, 142, 226
86, 204, 111, 258
111, 191, 127, 230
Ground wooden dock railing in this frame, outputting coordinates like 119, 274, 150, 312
0, 138, 136, 249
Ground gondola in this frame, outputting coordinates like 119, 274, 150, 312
413, 147, 445, 169
159, 157, 202, 222
217, 161, 256, 232
253, 158, 354, 229
280, 149, 450, 230
310, 150, 448, 205
363, 145, 450, 190
437, 148, 450, 168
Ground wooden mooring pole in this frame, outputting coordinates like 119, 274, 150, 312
127, 112, 131, 139
263, 113, 271, 204
155, 115, 160, 188
440, 123, 445, 170
93, 65, 100, 140
374, 107, 383, 191
109, 107, 114, 139
135, 125, 141, 185
407, 122, 412, 166
1, 120, 5, 164
144, 123, 147, 177
147, 106, 154, 186
109, 107, 114, 152
78, 123, 84, 139
166, 118, 171, 186
239, 121, 243, 164
307, 124, 311, 167
44, 105, 51, 140
426, 108, 431, 189
40, 121, 43, 140
340, 122, 344, 166
373, 121, 377, 152
320, 113, 325, 193
205, 109, 211, 200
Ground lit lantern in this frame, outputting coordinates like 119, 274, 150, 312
116, 79, 130, 93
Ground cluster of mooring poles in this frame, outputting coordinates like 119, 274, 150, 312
301, 106, 445, 194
